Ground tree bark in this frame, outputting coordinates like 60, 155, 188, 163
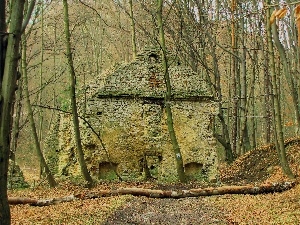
239, 15, 251, 154
62, 0, 94, 187
129, 0, 137, 58
271, 19, 300, 136
156, 0, 186, 183
265, 0, 294, 179
0, 1, 25, 224
262, 45, 272, 144
231, 0, 239, 156
38, 2, 44, 178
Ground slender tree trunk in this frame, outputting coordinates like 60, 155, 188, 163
22, 36, 57, 188
0, 1, 25, 223
176, 0, 234, 162
284, 4, 300, 134
157, 0, 186, 183
231, 0, 239, 156
210, 48, 234, 163
39, 2, 44, 177
129, 0, 137, 58
63, 0, 94, 187
239, 16, 250, 154
294, 4, 300, 119
265, 1, 294, 178
271, 20, 300, 135
250, 49, 257, 149
262, 47, 272, 144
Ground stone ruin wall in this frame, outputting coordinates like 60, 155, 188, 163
57, 99, 218, 182
55, 47, 219, 182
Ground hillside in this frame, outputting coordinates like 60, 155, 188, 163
8, 138, 300, 224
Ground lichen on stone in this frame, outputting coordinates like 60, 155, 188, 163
54, 47, 219, 183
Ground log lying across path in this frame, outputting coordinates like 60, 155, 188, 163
8, 181, 296, 206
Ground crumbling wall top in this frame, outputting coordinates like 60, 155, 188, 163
90, 47, 213, 100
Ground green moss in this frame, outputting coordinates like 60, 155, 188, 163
120, 172, 144, 181
99, 171, 118, 181
186, 173, 208, 182
46, 153, 59, 174
158, 174, 179, 183
7, 161, 30, 189
98, 162, 118, 181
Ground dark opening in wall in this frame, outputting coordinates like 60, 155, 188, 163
139, 154, 162, 180
99, 162, 118, 180
184, 162, 204, 181
148, 53, 159, 64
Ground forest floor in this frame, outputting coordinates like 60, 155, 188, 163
9, 141, 300, 225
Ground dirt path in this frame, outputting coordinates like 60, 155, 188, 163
104, 196, 229, 225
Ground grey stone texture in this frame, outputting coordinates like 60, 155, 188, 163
56, 47, 219, 182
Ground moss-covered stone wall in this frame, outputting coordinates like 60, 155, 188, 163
55, 47, 219, 182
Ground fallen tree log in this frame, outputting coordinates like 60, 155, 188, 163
8, 181, 296, 206
84, 181, 296, 198
8, 195, 76, 206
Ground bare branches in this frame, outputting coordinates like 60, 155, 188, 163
78, 0, 127, 32
21, 0, 36, 34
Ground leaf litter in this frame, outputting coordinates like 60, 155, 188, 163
9, 140, 300, 224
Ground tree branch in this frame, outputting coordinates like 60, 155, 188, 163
21, 0, 36, 34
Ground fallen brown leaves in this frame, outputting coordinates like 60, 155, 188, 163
10, 139, 300, 224
10, 181, 300, 224
220, 138, 300, 185
9, 183, 133, 225
211, 183, 300, 224
215, 139, 300, 224
9, 181, 295, 207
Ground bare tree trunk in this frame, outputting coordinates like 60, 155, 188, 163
129, 0, 137, 58
284, 3, 300, 134
39, 2, 44, 178
231, 0, 239, 156
157, 0, 186, 183
249, 48, 257, 149
265, 1, 294, 179
210, 47, 234, 163
239, 16, 250, 154
263, 48, 272, 144
0, 1, 9, 223
22, 36, 57, 188
63, 0, 94, 187
0, 1, 25, 223
271, 18, 300, 137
